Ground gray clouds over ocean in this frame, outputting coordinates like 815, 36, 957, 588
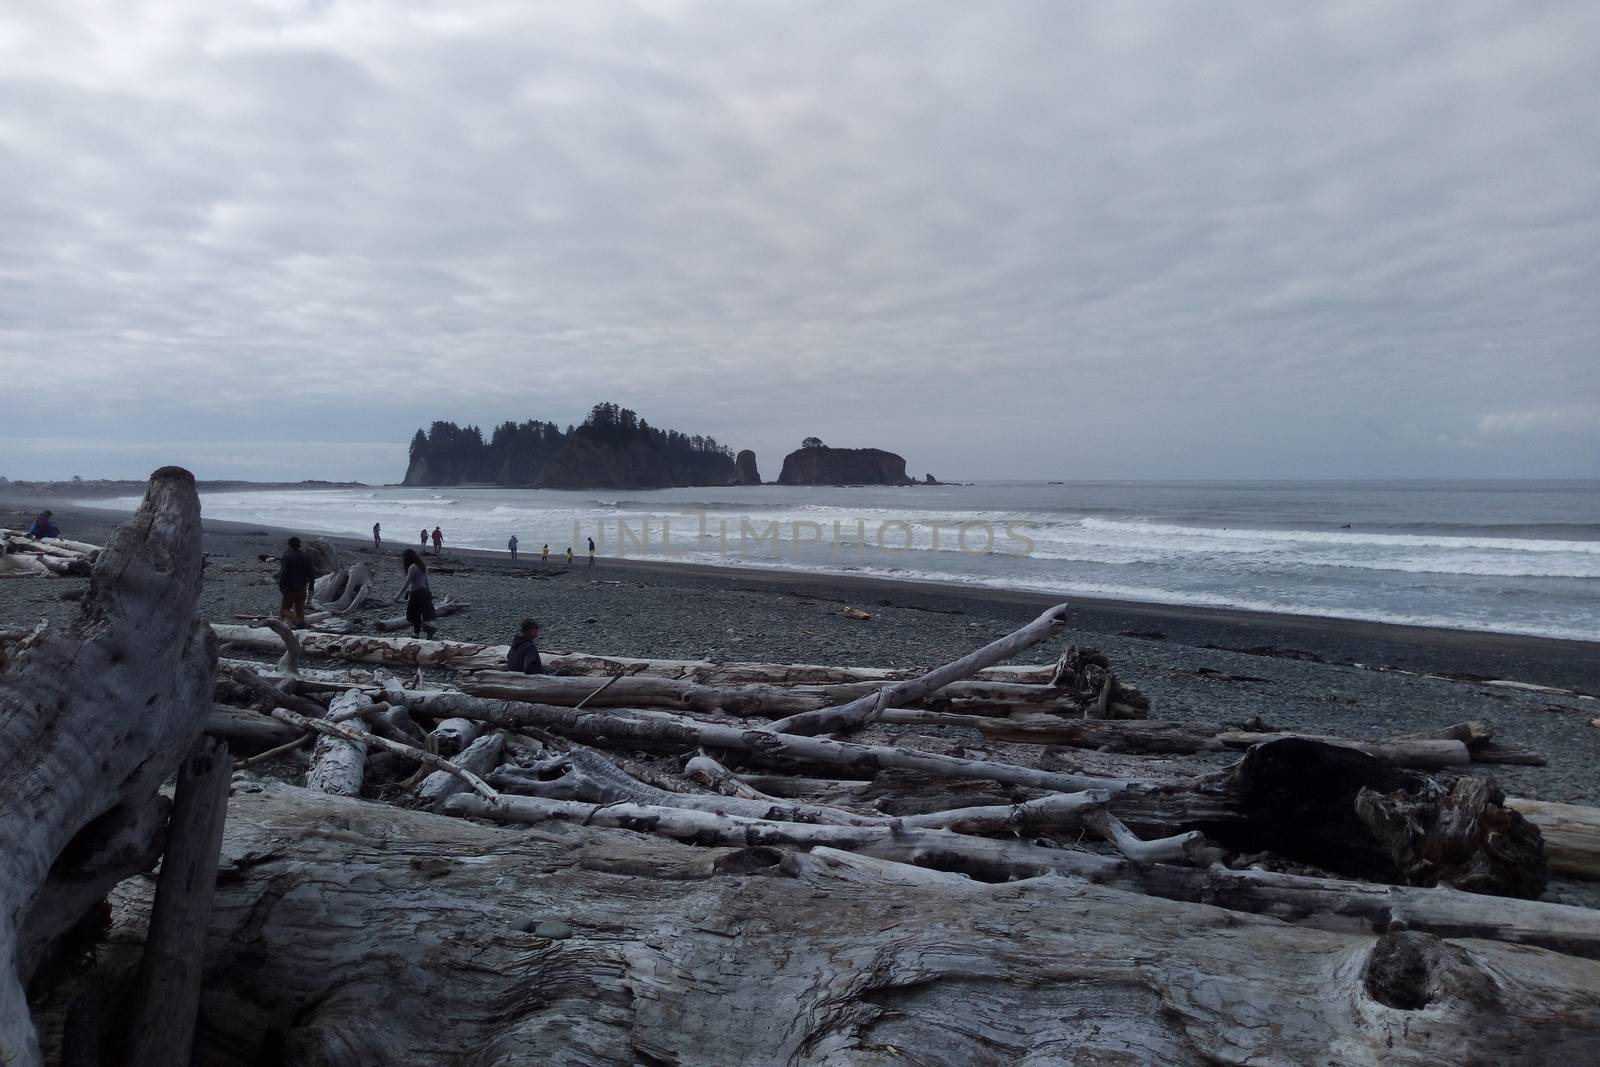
2, 1, 1596, 480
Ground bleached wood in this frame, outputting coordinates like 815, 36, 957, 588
0, 468, 214, 1067
64, 784, 1600, 1065
1505, 798, 1600, 881
305, 689, 372, 796
769, 602, 1072, 735
125, 736, 231, 1067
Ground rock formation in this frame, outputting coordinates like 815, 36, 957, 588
777, 445, 915, 486
728, 450, 762, 486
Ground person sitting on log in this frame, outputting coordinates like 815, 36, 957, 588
276, 536, 315, 628
396, 548, 437, 639
507, 619, 545, 674
27, 509, 60, 539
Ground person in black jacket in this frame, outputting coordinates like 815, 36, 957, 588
507, 619, 544, 674
276, 536, 315, 627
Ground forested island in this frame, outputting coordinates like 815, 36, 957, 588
404, 408, 932, 489
403, 404, 739, 489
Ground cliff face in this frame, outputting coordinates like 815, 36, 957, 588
729, 450, 762, 486
776, 447, 914, 486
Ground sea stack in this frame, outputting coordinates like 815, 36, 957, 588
776, 442, 916, 486
729, 449, 762, 486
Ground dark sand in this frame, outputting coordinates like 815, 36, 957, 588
5, 495, 1598, 815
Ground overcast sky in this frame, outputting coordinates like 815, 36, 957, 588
2, 1, 1596, 483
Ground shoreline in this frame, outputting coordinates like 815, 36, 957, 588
8, 493, 1598, 692
7, 494, 1599, 811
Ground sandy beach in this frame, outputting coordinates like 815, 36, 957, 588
5, 494, 1597, 817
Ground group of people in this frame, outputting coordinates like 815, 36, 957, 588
507, 535, 596, 567
276, 534, 440, 640
274, 534, 551, 673
274, 520, 600, 669
371, 523, 448, 554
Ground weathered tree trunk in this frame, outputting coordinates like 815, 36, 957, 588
448, 792, 1598, 956
51, 785, 1600, 1065
1507, 798, 1600, 880
207, 625, 1088, 688
314, 563, 378, 615
0, 468, 214, 1067
971, 715, 1471, 768
428, 718, 481, 757
769, 602, 1072, 735
124, 736, 231, 1067
390, 694, 1546, 895
205, 707, 303, 753
305, 689, 372, 796
414, 733, 504, 812
461, 671, 1088, 718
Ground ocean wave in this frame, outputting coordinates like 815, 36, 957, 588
1076, 516, 1600, 554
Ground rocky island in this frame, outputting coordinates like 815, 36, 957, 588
403, 404, 739, 490
776, 438, 922, 486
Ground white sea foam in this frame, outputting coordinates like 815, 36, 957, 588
76, 484, 1600, 642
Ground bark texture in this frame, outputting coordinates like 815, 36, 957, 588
56, 785, 1600, 1066
0, 468, 214, 1067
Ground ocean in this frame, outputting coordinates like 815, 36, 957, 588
85, 480, 1600, 642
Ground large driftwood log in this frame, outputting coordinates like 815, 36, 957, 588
54, 784, 1600, 1065
415, 732, 504, 812
390, 693, 1112, 795
770, 602, 1072, 735
0, 468, 214, 1067
462, 671, 1090, 717
449, 792, 1600, 957
391, 694, 1546, 896
207, 624, 1089, 687
305, 689, 372, 796
1508, 798, 1600, 880
970, 715, 1470, 768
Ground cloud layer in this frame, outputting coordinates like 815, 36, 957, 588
2, 1, 1596, 481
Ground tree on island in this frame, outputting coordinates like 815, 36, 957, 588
801, 436, 827, 449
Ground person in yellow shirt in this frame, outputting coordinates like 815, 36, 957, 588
565, 546, 574, 566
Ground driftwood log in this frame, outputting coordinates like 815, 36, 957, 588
42, 784, 1600, 1065
207, 624, 1112, 688
462, 671, 1096, 718
0, 468, 214, 1066
390, 693, 1548, 895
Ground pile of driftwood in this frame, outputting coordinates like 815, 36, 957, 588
0, 530, 100, 579
5, 469, 1600, 1066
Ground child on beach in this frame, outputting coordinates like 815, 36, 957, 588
541, 544, 549, 563
395, 548, 437, 639
565, 546, 574, 566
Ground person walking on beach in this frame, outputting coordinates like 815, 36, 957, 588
395, 548, 437, 639
565, 546, 573, 566
507, 619, 545, 674
373, 522, 382, 550
276, 536, 315, 628
420, 528, 428, 551
541, 544, 549, 564
431, 526, 443, 555
27, 510, 59, 539
587, 535, 596, 567
508, 534, 519, 562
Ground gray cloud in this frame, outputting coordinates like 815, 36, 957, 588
1, 1, 1596, 482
